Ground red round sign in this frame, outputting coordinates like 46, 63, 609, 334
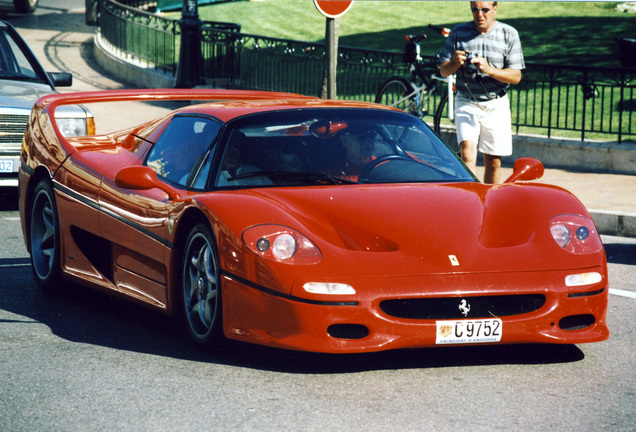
314, 0, 353, 19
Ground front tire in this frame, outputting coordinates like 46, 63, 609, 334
181, 223, 223, 348
29, 180, 63, 293
375, 77, 420, 117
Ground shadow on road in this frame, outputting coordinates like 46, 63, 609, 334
0, 188, 18, 211
1, 257, 586, 374
604, 243, 636, 266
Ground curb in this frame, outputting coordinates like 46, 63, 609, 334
590, 210, 636, 238
93, 32, 175, 89
507, 135, 636, 176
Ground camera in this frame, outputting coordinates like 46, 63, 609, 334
465, 51, 478, 75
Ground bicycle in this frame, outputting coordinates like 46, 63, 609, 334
374, 25, 456, 140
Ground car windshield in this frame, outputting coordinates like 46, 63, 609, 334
213, 109, 475, 188
0, 26, 43, 82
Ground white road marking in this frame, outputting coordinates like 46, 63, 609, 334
610, 288, 636, 299
0, 263, 30, 269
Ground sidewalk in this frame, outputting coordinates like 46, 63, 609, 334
5, 4, 636, 237
476, 166, 636, 238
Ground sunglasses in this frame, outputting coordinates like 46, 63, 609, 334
471, 7, 491, 14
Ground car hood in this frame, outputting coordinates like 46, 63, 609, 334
0, 79, 53, 110
217, 182, 602, 275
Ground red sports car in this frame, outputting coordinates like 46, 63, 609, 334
18, 89, 609, 353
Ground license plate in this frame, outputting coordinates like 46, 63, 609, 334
436, 318, 503, 344
0, 159, 13, 173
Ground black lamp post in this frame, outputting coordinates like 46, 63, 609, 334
174, 0, 203, 88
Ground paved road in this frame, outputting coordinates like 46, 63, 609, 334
1, 205, 635, 431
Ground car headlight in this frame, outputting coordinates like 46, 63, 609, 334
303, 282, 356, 295
565, 272, 603, 287
243, 225, 322, 264
549, 214, 602, 254
56, 118, 89, 137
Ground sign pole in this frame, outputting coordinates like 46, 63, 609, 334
314, 1, 353, 100
325, 17, 338, 99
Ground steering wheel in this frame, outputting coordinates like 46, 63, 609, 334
358, 155, 411, 182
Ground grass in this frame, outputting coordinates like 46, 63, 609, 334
157, 1, 635, 141
164, 1, 636, 68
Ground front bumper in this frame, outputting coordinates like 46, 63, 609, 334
221, 268, 609, 353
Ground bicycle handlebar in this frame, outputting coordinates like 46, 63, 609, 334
406, 34, 426, 43
406, 24, 451, 43
427, 24, 451, 37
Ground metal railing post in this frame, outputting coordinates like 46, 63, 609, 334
175, 0, 202, 88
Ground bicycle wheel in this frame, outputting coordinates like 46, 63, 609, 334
433, 90, 448, 134
375, 77, 420, 117
433, 91, 459, 154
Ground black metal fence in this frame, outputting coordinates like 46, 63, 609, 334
98, 0, 635, 143
200, 30, 402, 99
99, 0, 179, 74
515, 64, 635, 142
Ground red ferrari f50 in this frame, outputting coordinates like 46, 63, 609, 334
18, 89, 608, 353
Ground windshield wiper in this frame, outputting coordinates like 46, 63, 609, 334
229, 170, 357, 185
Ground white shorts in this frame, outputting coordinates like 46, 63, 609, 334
455, 94, 513, 157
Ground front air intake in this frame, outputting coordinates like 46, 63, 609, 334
559, 314, 595, 331
327, 324, 369, 340
380, 294, 546, 320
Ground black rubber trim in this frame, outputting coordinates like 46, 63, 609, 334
222, 271, 359, 306
21, 162, 35, 175
567, 287, 606, 298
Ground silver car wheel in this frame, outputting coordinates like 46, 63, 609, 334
29, 180, 61, 291
182, 224, 221, 343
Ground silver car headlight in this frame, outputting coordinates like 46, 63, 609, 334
56, 118, 88, 137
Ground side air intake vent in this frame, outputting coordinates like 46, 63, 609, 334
559, 314, 595, 331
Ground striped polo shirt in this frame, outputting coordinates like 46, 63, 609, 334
440, 21, 525, 101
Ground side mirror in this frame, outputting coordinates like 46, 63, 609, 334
47, 72, 73, 87
504, 157, 544, 183
114, 166, 181, 200
309, 120, 348, 138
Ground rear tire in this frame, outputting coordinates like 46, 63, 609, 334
375, 77, 420, 117
29, 180, 63, 293
13, 0, 39, 14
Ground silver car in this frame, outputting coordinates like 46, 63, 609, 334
0, 20, 93, 187
0, 0, 39, 14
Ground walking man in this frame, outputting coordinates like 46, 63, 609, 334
439, 1, 524, 184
